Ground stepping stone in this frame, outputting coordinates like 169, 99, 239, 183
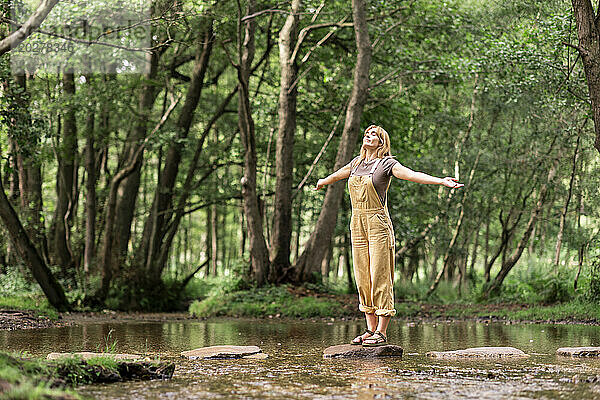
181, 345, 263, 360
243, 352, 269, 360
323, 344, 403, 359
557, 347, 600, 357
47, 352, 143, 361
426, 347, 529, 359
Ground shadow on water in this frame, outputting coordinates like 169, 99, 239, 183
2, 319, 600, 399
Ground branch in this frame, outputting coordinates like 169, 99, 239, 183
180, 260, 209, 288
0, 0, 59, 56
293, 103, 346, 196
220, 40, 239, 69
241, 8, 288, 22
300, 18, 351, 65
35, 28, 171, 53
563, 41, 589, 57
555, 51, 581, 95
290, 18, 353, 64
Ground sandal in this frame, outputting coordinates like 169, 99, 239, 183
362, 331, 387, 347
351, 329, 374, 345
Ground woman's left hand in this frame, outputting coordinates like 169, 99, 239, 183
441, 177, 464, 189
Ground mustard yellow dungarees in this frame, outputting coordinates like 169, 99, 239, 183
348, 158, 396, 317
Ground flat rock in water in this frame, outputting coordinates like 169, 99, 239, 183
323, 344, 403, 359
181, 345, 263, 360
242, 352, 269, 359
426, 347, 529, 359
47, 352, 143, 361
557, 347, 600, 357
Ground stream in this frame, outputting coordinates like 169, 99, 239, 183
2, 319, 600, 399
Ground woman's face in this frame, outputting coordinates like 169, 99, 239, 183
362, 126, 381, 149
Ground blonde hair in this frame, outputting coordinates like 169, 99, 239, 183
353, 125, 393, 168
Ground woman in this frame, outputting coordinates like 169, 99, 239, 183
315, 125, 463, 347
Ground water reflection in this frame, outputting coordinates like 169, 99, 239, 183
2, 319, 600, 399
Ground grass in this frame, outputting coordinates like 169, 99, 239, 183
188, 279, 600, 324
0, 294, 59, 320
0, 352, 81, 399
189, 285, 356, 319
473, 300, 600, 322
392, 299, 600, 323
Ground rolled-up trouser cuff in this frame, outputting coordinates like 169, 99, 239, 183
359, 304, 377, 314
375, 308, 396, 317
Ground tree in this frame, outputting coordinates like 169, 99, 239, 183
0, 0, 70, 311
292, 0, 372, 282
0, 0, 60, 56
571, 0, 600, 155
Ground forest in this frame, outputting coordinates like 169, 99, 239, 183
1, 0, 600, 316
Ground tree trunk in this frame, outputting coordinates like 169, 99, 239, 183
408, 246, 419, 282
483, 206, 490, 281
571, 0, 600, 154
206, 206, 212, 275
483, 158, 560, 298
240, 202, 246, 259
293, 190, 303, 263
110, 47, 162, 279
136, 24, 214, 284
0, 171, 70, 311
270, 0, 301, 280
238, 0, 270, 285
427, 152, 480, 296
52, 69, 78, 278
554, 135, 580, 269
211, 204, 218, 276
84, 74, 98, 280
574, 190, 584, 291
468, 225, 479, 279
293, 0, 372, 282
321, 240, 333, 282
12, 74, 45, 252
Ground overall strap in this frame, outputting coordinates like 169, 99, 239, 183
369, 158, 382, 175
350, 158, 361, 176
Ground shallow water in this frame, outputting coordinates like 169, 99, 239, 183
2, 319, 600, 399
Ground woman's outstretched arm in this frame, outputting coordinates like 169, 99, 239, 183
391, 163, 464, 189
314, 163, 352, 190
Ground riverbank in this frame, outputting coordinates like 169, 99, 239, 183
188, 285, 600, 325
2, 287, 600, 329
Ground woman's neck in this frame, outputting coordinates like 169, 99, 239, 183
364, 148, 378, 162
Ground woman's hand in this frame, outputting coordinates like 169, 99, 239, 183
314, 179, 326, 190
441, 177, 464, 189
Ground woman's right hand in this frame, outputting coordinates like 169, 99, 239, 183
315, 179, 326, 190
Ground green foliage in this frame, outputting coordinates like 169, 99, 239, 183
105, 277, 183, 311
496, 267, 574, 304
393, 302, 422, 318
396, 279, 466, 303
1, 0, 599, 314
189, 285, 351, 319
586, 254, 600, 302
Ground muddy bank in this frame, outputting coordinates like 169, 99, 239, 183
0, 310, 70, 331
